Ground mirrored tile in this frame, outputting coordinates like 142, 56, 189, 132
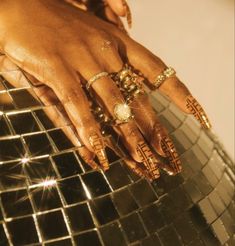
171, 130, 192, 154
9, 89, 41, 109
150, 91, 170, 107
112, 188, 138, 216
161, 110, 182, 130
34, 108, 56, 130
158, 225, 182, 246
0, 162, 26, 191
30, 186, 62, 212
73, 230, 102, 246
24, 133, 54, 156
148, 95, 165, 113
179, 123, 198, 144
200, 227, 221, 246
37, 210, 69, 241
75, 151, 92, 172
129, 179, 157, 207
158, 114, 175, 133
120, 212, 147, 243
0, 137, 25, 162
220, 210, 235, 237
197, 131, 214, 158
82, 172, 111, 198
211, 219, 230, 245
0, 115, 11, 137
8, 112, 40, 134
52, 152, 83, 178
100, 222, 127, 246
0, 223, 8, 246
6, 216, 39, 245
0, 92, 15, 111
105, 146, 121, 163
45, 238, 73, 246
202, 164, 219, 187
65, 203, 94, 233
193, 172, 213, 196
208, 190, 226, 216
1, 189, 33, 218
184, 116, 201, 137
90, 195, 119, 225
105, 162, 131, 190
141, 234, 162, 246
58, 177, 87, 205
140, 204, 165, 233
168, 103, 186, 122
207, 151, 225, 180
191, 145, 208, 166
183, 180, 204, 203
173, 214, 198, 244
216, 180, 232, 206
24, 157, 57, 184
48, 129, 73, 151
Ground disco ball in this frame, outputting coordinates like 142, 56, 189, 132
0, 74, 234, 246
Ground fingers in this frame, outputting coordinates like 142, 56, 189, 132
119, 37, 211, 129
77, 55, 161, 179
0, 55, 109, 171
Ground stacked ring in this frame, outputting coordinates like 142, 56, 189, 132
86, 71, 109, 90
153, 67, 176, 88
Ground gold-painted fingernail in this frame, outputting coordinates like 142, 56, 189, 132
186, 95, 212, 129
136, 141, 160, 179
89, 133, 109, 171
160, 136, 182, 174
122, 0, 132, 28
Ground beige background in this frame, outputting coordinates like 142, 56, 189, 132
128, 0, 234, 159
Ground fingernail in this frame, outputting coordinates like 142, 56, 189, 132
89, 133, 109, 171
160, 136, 182, 173
136, 141, 160, 179
186, 95, 212, 129
122, 0, 132, 28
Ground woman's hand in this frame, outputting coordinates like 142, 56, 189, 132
0, 0, 211, 179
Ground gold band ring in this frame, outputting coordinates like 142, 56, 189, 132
86, 72, 109, 90
153, 67, 176, 88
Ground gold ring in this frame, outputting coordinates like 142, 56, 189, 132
86, 72, 109, 90
153, 67, 176, 88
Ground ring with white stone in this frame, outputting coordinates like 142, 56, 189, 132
86, 72, 109, 90
153, 67, 176, 88
113, 103, 134, 125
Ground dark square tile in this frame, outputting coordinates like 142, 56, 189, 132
24, 133, 54, 156
59, 177, 87, 204
105, 146, 121, 163
0, 116, 11, 137
201, 227, 221, 246
45, 239, 73, 246
129, 179, 157, 206
0, 92, 15, 111
187, 205, 208, 232
0, 138, 25, 162
48, 129, 74, 151
1, 189, 33, 218
7, 216, 39, 245
120, 212, 147, 243
74, 230, 102, 246
100, 222, 127, 246
37, 210, 69, 240
112, 188, 138, 216
52, 152, 83, 178
193, 172, 213, 196
66, 203, 94, 233
34, 109, 55, 130
169, 186, 192, 211
140, 204, 165, 233
105, 162, 131, 190
158, 226, 181, 246
141, 234, 162, 246
82, 172, 111, 198
8, 112, 40, 134
157, 196, 181, 223
173, 214, 198, 244
0, 223, 8, 246
90, 195, 119, 225
24, 157, 57, 184
10, 89, 41, 109
75, 151, 92, 172
30, 186, 62, 212
0, 162, 26, 191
